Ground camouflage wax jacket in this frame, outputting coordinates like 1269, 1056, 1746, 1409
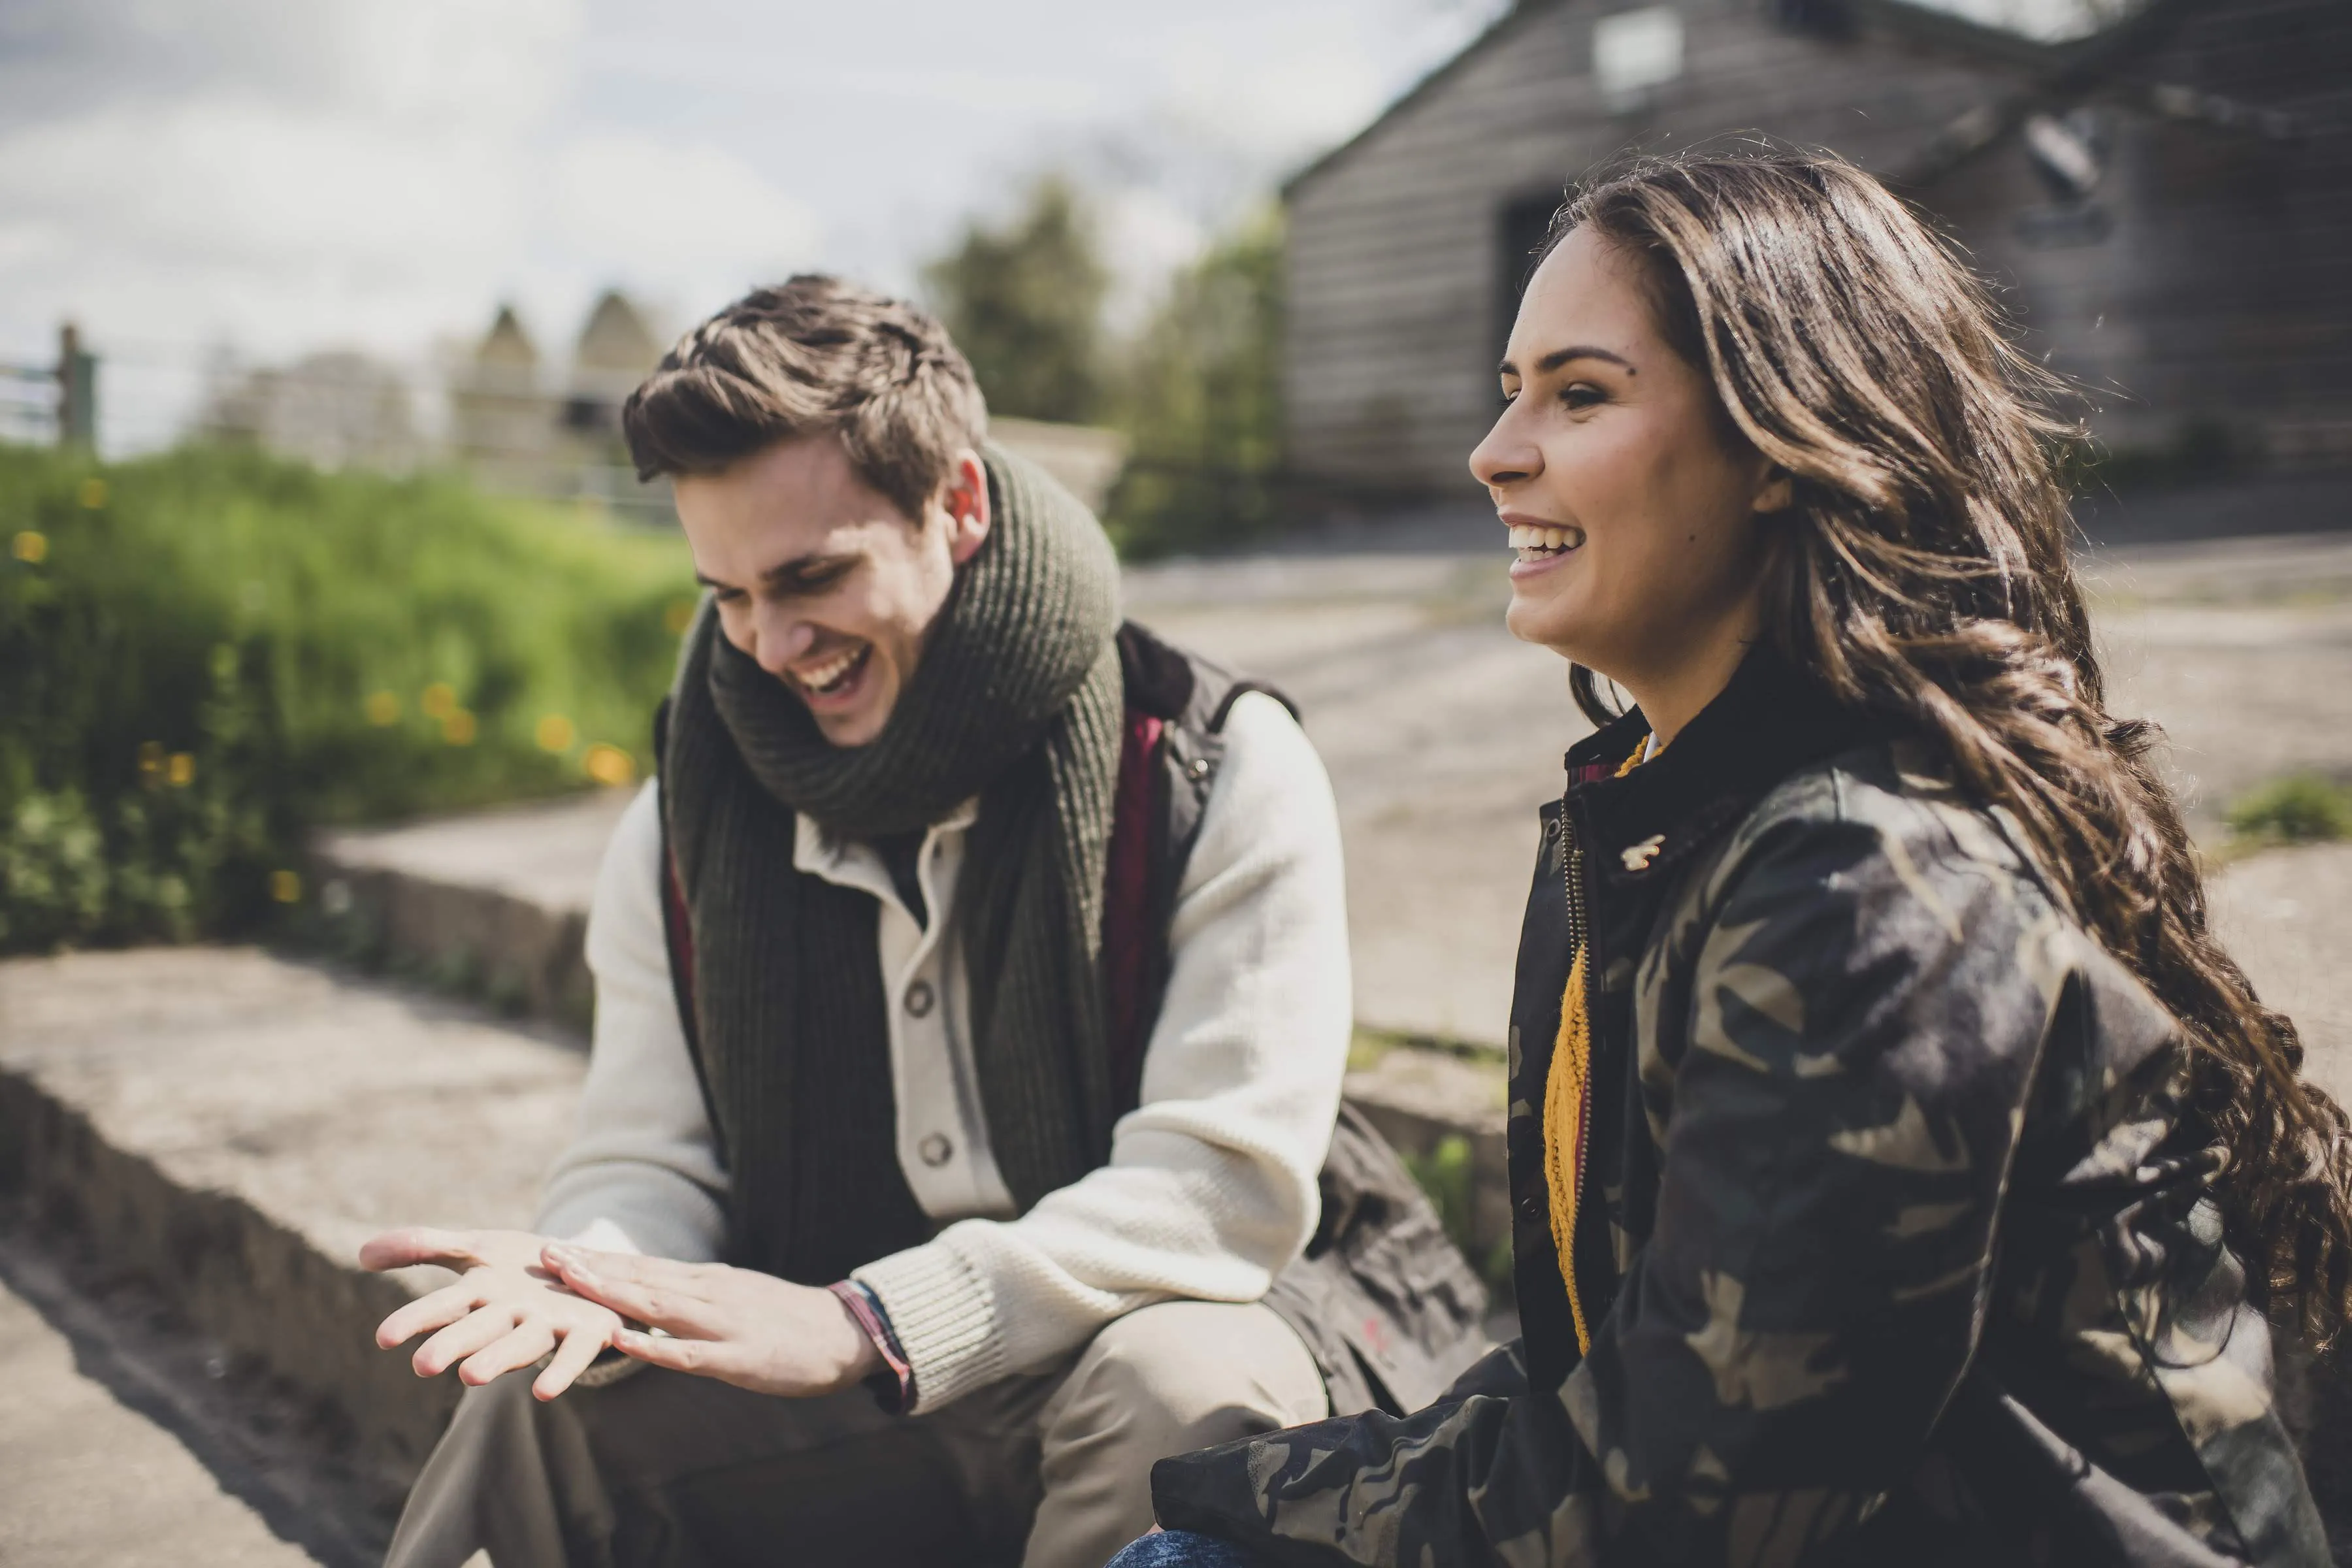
1152, 649, 2328, 1566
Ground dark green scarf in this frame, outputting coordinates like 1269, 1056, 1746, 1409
662, 445, 1126, 1283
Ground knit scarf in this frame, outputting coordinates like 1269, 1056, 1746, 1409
662, 444, 1126, 1284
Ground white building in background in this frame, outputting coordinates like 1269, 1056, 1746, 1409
440, 291, 674, 520
200, 350, 421, 472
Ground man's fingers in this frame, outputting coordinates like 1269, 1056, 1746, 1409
359, 1226, 482, 1274
375, 1281, 484, 1350
613, 1328, 710, 1375
414, 1305, 521, 1379
542, 1245, 704, 1296
533, 1324, 611, 1402
543, 1252, 710, 1335
459, 1320, 556, 1387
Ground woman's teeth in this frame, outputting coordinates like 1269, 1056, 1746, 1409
1509, 523, 1584, 558
792, 644, 866, 696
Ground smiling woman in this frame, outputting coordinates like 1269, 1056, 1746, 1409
1135, 147, 2344, 1568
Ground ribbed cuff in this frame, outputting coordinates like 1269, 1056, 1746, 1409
851, 1241, 1004, 1416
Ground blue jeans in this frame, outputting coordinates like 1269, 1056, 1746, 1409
1104, 1529, 1264, 1568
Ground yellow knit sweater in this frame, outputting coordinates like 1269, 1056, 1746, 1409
1543, 739, 1649, 1356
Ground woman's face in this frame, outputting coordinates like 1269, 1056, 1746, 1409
1472, 226, 1784, 687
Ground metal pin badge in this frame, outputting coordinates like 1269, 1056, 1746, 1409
1621, 834, 1665, 872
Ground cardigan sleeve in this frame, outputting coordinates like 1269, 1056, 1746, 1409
534, 779, 730, 1264
853, 693, 1354, 1413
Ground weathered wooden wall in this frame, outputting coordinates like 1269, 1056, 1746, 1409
1283, 0, 2352, 497
1941, 0, 2352, 461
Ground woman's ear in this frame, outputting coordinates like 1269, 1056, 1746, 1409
1753, 463, 1795, 515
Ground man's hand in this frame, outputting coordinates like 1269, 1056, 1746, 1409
538, 1243, 883, 1398
360, 1227, 622, 1401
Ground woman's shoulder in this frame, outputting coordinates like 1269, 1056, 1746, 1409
1673, 733, 2179, 1071
1711, 733, 2052, 909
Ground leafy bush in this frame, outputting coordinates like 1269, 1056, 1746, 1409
1105, 209, 1287, 559
0, 442, 694, 951
2226, 774, 2352, 848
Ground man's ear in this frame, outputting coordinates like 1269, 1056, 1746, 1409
942, 449, 992, 566
1752, 462, 1795, 515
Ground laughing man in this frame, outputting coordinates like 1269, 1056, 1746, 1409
361, 276, 1485, 1568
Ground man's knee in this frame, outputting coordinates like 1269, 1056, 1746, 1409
1049, 1301, 1328, 1457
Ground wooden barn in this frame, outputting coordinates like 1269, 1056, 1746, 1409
1280, 0, 2352, 504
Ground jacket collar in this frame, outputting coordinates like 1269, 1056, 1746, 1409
1561, 646, 1878, 890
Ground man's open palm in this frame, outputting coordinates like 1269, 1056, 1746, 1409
361, 1227, 621, 1401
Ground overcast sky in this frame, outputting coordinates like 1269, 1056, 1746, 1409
0, 0, 2100, 453
0, 0, 1516, 451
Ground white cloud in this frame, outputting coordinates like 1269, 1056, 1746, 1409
541, 132, 819, 329
0, 0, 1497, 451
0, 0, 819, 449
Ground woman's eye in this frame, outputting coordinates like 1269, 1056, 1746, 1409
1561, 383, 1606, 410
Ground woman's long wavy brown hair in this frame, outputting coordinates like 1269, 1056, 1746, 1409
1539, 146, 2352, 1347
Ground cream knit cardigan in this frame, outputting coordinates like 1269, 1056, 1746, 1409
536, 692, 1352, 1414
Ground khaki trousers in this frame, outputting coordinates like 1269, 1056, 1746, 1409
381, 1299, 1326, 1568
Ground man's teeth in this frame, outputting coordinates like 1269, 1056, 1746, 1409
1508, 523, 1581, 553
794, 645, 864, 694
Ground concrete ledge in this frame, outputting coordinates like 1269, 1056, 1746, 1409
0, 949, 585, 1493
310, 791, 630, 1032
1343, 1047, 1509, 1267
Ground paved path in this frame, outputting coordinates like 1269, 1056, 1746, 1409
1130, 531, 2352, 1051
2211, 841, 2352, 1109
0, 1239, 322, 1567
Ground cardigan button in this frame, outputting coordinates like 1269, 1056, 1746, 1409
904, 979, 936, 1018
1518, 1194, 1544, 1222
919, 1133, 954, 1167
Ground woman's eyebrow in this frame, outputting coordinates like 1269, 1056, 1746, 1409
1534, 344, 1634, 376
1498, 344, 1636, 378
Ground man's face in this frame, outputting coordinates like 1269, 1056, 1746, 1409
675, 436, 990, 747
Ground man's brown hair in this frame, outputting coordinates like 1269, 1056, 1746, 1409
621, 274, 988, 521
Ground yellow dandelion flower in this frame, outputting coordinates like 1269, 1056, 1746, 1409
137, 741, 165, 779
534, 713, 577, 753
78, 478, 107, 509
664, 598, 698, 635
11, 530, 46, 563
167, 753, 195, 787
270, 869, 302, 904
442, 710, 478, 746
584, 743, 635, 787
420, 682, 457, 719
365, 691, 400, 726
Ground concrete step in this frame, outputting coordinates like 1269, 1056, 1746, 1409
0, 942, 1503, 1519
0, 947, 586, 1503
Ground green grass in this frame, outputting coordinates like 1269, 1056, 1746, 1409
1, 442, 696, 951
2226, 774, 2352, 850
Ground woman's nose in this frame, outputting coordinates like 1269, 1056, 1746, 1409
1469, 410, 1542, 493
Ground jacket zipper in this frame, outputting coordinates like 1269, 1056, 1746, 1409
1558, 801, 1595, 1356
